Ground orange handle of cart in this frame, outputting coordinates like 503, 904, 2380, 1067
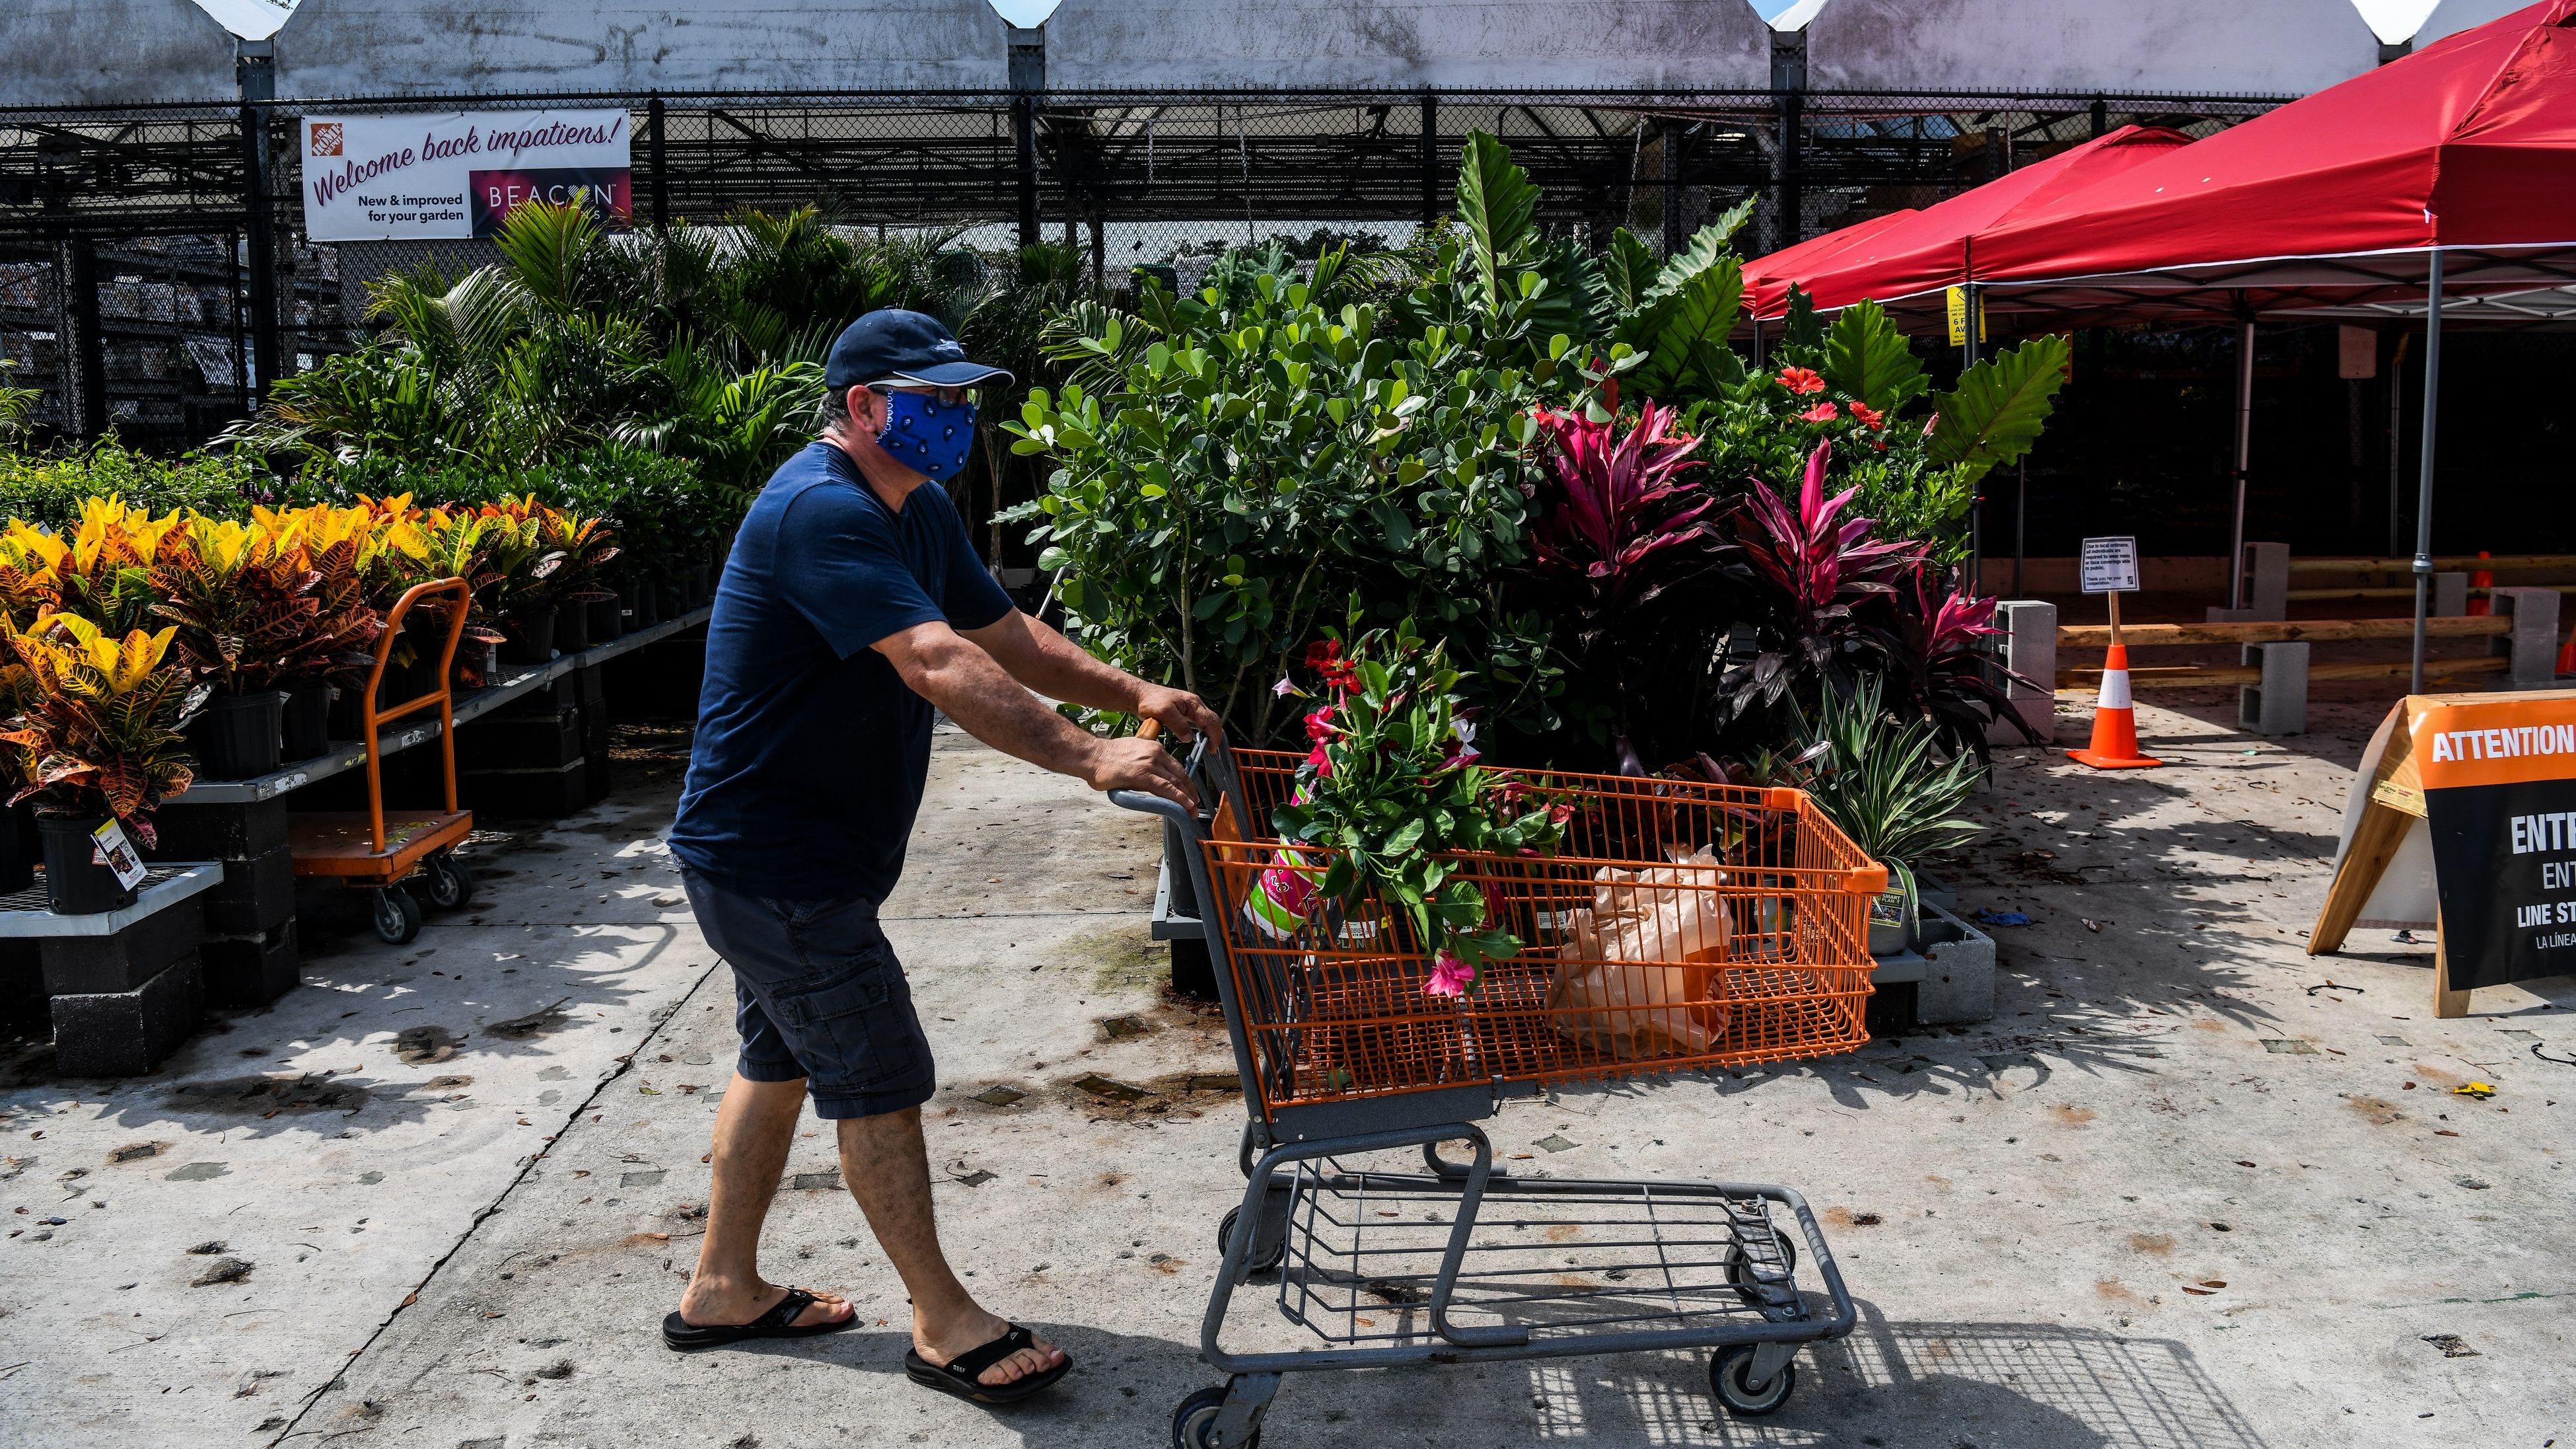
359, 577, 472, 854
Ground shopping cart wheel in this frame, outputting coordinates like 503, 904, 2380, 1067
1172, 1384, 1262, 1449
371, 885, 423, 946
1217, 1205, 1285, 1274
1709, 1345, 1798, 1417
1725, 1236, 1799, 1293
421, 851, 474, 910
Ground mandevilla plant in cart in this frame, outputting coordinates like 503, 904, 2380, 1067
1267, 622, 1565, 995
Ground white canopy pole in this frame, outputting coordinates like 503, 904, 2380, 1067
2227, 310, 2254, 611
2410, 249, 2445, 696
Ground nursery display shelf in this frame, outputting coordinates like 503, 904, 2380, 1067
168, 608, 714, 805
0, 863, 223, 936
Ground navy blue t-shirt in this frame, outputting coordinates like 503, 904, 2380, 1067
671, 442, 1014, 901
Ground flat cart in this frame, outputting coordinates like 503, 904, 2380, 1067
289, 578, 478, 946
1112, 730, 1884, 1448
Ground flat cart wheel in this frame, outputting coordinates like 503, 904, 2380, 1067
1172, 1384, 1261, 1449
1709, 1345, 1798, 1417
1217, 1205, 1285, 1274
372, 885, 423, 946
421, 851, 475, 911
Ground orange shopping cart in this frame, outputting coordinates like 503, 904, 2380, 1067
289, 578, 478, 946
1114, 729, 1882, 1448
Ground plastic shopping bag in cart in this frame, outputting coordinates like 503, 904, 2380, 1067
1547, 847, 1733, 1059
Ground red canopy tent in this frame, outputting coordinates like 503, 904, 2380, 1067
1746, 2, 2576, 671
1744, 125, 2194, 323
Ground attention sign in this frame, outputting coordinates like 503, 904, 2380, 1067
2417, 698, 2576, 991
301, 110, 631, 242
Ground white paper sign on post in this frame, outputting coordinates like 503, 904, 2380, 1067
301, 110, 632, 242
2079, 536, 2140, 595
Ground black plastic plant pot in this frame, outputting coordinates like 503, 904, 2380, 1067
590, 595, 623, 643
632, 582, 659, 629
688, 562, 711, 608
503, 604, 558, 665
556, 598, 592, 652
185, 688, 285, 782
283, 678, 332, 760
657, 581, 686, 619
39, 814, 135, 914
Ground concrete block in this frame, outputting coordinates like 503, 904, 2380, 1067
460, 759, 590, 817
569, 663, 606, 708
499, 675, 581, 718
201, 920, 300, 1008
38, 897, 205, 996
2242, 541, 2289, 620
2492, 586, 2563, 688
1986, 600, 2057, 747
2238, 641, 2309, 735
203, 845, 294, 936
51, 953, 202, 1077
0, 939, 40, 1025
456, 708, 585, 771
2433, 572, 2470, 617
1915, 903, 1995, 1025
145, 797, 290, 863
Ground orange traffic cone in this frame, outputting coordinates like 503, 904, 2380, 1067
2068, 644, 2163, 770
2558, 627, 2574, 677
2466, 550, 2493, 616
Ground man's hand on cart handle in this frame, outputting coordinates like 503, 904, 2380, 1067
1132, 684, 1220, 743
1085, 734, 1199, 808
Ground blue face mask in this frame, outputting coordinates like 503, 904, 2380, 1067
875, 390, 978, 481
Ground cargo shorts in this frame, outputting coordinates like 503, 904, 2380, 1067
680, 866, 935, 1120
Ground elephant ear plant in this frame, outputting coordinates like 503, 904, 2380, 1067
1269, 620, 1566, 996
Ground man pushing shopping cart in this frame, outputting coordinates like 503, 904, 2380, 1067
661, 307, 1218, 1404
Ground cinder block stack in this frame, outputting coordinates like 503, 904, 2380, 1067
44, 893, 208, 1076
457, 665, 609, 816
143, 799, 299, 1006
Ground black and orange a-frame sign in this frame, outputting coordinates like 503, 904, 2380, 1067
2310, 688, 2576, 1017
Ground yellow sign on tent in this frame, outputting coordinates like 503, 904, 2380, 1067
1945, 286, 1986, 347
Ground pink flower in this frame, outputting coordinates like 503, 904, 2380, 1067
1423, 949, 1475, 996
1305, 744, 1334, 778
1799, 402, 1840, 424
1304, 707, 1337, 744
1921, 412, 1940, 438
1778, 366, 1826, 396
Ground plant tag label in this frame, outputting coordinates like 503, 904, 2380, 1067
91, 821, 147, 890
2079, 536, 2139, 594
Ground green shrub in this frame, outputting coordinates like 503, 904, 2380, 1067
0, 442, 269, 527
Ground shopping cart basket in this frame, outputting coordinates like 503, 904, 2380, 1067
1111, 728, 1884, 1448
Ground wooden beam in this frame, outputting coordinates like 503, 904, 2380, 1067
2286, 584, 2576, 601
2288, 553, 2576, 574
2059, 616, 2509, 648
2308, 801, 2415, 955
2434, 909, 2472, 1019
2057, 657, 2509, 690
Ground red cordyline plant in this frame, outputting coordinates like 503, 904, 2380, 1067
1875, 562, 2044, 760
1713, 437, 1929, 726
1524, 396, 1722, 773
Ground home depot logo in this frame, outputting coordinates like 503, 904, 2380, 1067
310, 122, 343, 157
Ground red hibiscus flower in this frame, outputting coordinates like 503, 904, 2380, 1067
1849, 401, 1884, 429
1303, 638, 1359, 690
1778, 366, 1826, 396
1799, 402, 1840, 423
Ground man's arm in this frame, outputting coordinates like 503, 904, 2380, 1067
875, 620, 1197, 807
963, 609, 1221, 741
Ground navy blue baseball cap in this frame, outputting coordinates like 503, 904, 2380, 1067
822, 309, 1014, 390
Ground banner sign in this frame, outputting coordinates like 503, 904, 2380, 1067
2079, 536, 2139, 594
301, 110, 631, 242
2417, 696, 2576, 990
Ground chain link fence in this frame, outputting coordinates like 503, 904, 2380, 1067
0, 87, 2280, 451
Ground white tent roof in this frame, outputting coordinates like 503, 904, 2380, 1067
1802, 0, 2385, 94
272, 0, 1009, 98
2406, 0, 2530, 46
0, 0, 242, 105
191, 0, 295, 40
1043, 0, 1773, 91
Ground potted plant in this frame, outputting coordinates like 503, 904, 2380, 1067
1269, 618, 1566, 996
151, 514, 378, 778
0, 613, 199, 913
1777, 676, 1984, 955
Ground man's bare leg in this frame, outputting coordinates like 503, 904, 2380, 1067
676, 1073, 854, 1328
838, 1106, 1063, 1386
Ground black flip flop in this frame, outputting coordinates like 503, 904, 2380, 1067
904, 1323, 1071, 1404
662, 1286, 857, 1351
